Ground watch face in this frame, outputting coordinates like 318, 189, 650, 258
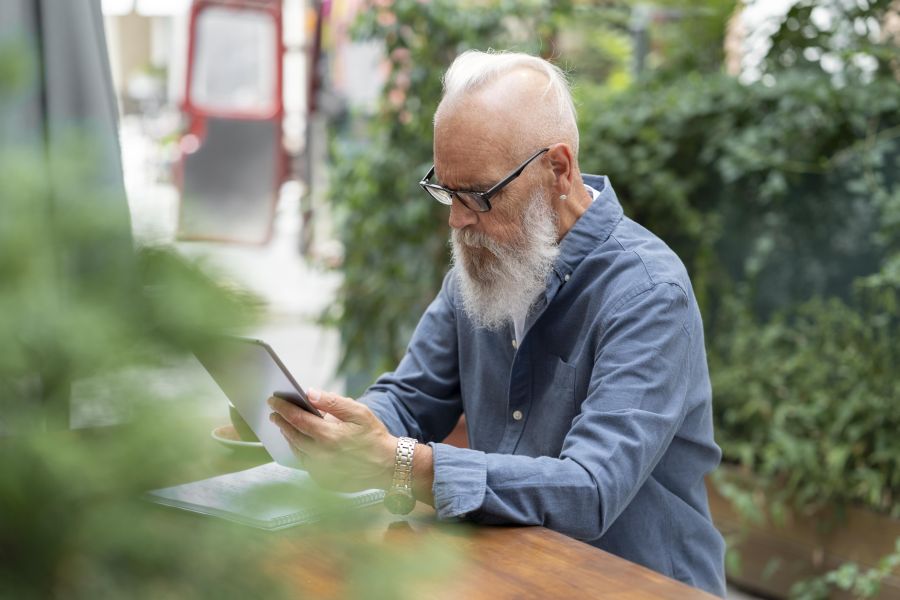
384, 489, 416, 515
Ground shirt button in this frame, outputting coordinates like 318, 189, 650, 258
564, 273, 570, 282
512, 410, 523, 421
511, 339, 518, 349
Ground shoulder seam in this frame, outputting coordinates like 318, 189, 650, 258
602, 281, 689, 331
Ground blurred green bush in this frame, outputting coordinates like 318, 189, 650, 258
0, 40, 459, 598
0, 135, 292, 597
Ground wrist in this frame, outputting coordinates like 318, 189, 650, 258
383, 436, 418, 515
380, 434, 399, 488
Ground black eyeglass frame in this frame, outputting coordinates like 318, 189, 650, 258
418, 147, 550, 213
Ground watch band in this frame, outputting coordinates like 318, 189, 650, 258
391, 436, 417, 491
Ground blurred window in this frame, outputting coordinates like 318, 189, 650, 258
190, 7, 276, 116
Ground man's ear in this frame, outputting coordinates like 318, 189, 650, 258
546, 143, 575, 198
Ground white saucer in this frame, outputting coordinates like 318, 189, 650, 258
211, 424, 264, 449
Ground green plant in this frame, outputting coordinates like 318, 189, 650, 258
710, 289, 899, 518
0, 136, 293, 597
762, 0, 900, 82
790, 537, 900, 600
579, 69, 900, 326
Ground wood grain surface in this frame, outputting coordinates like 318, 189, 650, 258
272, 504, 719, 600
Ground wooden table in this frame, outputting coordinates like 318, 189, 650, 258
269, 504, 717, 600
181, 436, 717, 599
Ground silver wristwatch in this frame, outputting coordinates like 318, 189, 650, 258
383, 436, 417, 515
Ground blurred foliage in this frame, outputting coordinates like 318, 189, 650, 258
0, 138, 289, 597
790, 537, 900, 600
0, 136, 258, 427
642, 0, 739, 78
556, 3, 634, 90
1, 411, 288, 599
578, 70, 900, 328
712, 291, 899, 519
763, 0, 900, 82
0, 44, 459, 598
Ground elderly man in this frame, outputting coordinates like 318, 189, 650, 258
269, 50, 726, 596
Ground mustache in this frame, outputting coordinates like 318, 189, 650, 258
452, 226, 511, 256
453, 228, 489, 248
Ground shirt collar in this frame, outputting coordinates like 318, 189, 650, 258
520, 175, 623, 334
551, 174, 623, 282
523, 175, 622, 331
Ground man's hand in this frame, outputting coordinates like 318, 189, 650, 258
268, 389, 396, 492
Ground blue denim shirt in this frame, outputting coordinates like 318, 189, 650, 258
360, 175, 726, 597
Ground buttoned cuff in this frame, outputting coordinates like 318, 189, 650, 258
428, 442, 487, 519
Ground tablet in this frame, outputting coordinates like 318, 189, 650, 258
194, 336, 321, 469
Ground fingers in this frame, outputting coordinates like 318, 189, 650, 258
269, 396, 349, 451
268, 396, 327, 437
270, 411, 357, 489
307, 388, 369, 424
270, 412, 316, 455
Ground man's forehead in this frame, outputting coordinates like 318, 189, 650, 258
433, 145, 505, 189
433, 109, 513, 186
433, 72, 548, 186
435, 112, 503, 155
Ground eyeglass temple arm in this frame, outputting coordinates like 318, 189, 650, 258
482, 147, 550, 198
420, 165, 436, 184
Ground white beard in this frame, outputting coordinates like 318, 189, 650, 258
450, 188, 560, 331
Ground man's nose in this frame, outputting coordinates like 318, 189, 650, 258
448, 197, 479, 229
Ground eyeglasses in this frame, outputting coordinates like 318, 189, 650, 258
419, 147, 550, 213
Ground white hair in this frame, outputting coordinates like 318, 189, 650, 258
441, 50, 579, 155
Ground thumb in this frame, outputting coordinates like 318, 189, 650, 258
308, 389, 365, 423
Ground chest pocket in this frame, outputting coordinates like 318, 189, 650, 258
522, 354, 577, 457
544, 354, 576, 400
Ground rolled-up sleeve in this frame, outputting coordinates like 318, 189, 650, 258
359, 272, 463, 443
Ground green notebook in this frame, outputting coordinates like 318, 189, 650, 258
146, 462, 386, 531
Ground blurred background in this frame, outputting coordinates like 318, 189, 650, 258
1, 0, 898, 598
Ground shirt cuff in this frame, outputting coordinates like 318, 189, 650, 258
428, 442, 487, 519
